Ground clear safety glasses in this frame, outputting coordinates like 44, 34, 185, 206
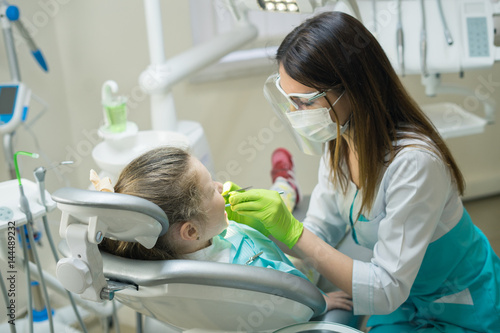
275, 75, 329, 111
263, 73, 324, 156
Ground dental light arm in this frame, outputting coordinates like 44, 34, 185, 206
139, 0, 258, 132
33, 161, 74, 209
139, 23, 258, 95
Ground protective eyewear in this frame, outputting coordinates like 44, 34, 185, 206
263, 73, 324, 156
275, 75, 329, 110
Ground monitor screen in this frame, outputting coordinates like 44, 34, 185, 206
0, 87, 18, 115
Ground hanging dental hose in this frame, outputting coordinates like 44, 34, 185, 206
372, 0, 377, 37
18, 223, 32, 333
33, 163, 89, 333
14, 151, 54, 333
397, 0, 405, 76
436, 0, 453, 45
33, 161, 87, 333
419, 0, 429, 77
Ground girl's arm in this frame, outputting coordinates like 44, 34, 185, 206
324, 290, 353, 311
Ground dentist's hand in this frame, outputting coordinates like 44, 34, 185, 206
229, 189, 303, 248
222, 182, 270, 237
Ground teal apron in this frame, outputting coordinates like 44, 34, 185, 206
222, 221, 309, 281
367, 209, 500, 332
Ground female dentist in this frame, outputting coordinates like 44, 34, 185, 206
227, 11, 500, 332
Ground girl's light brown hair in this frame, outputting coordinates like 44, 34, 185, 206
99, 146, 207, 260
276, 12, 464, 214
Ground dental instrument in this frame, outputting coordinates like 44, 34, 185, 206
1, 4, 48, 72
245, 251, 264, 265
436, 0, 454, 45
10, 18, 48, 72
0, 3, 21, 82
419, 0, 428, 77
222, 185, 253, 198
396, 0, 404, 76
14, 151, 56, 333
225, 190, 285, 207
33, 161, 89, 333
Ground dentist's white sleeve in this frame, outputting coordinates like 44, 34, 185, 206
302, 154, 349, 247
352, 150, 452, 315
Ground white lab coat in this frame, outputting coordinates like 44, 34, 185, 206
303, 137, 464, 315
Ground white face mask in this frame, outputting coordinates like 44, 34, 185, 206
285, 92, 348, 143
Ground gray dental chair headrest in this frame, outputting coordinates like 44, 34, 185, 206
52, 187, 169, 242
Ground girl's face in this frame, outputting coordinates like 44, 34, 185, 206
191, 157, 229, 241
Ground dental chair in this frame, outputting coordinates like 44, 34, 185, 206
52, 187, 364, 332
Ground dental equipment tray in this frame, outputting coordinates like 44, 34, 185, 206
421, 102, 488, 139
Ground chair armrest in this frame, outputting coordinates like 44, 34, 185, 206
58, 240, 326, 317
103, 253, 327, 317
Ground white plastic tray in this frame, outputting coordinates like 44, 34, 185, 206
421, 103, 488, 139
0, 178, 56, 230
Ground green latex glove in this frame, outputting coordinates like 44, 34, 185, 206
229, 189, 304, 248
222, 181, 270, 237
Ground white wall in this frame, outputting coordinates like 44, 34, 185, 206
0, 0, 499, 197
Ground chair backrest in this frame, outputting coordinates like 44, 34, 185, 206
53, 187, 326, 330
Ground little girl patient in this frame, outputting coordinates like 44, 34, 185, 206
95, 146, 352, 312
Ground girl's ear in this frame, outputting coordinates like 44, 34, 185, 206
179, 221, 200, 241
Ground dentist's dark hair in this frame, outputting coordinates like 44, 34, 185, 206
276, 11, 464, 214
99, 146, 207, 260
